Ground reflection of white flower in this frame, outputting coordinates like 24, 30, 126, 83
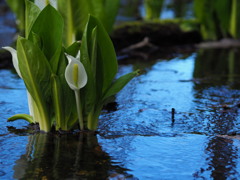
65, 51, 88, 91
35, 0, 57, 10
2, 47, 22, 78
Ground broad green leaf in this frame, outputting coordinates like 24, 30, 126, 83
65, 41, 81, 57
50, 46, 62, 74
88, 0, 102, 16
66, 113, 78, 129
71, 0, 89, 37
144, 0, 164, 20
88, 15, 118, 93
200, 1, 216, 40
17, 38, 52, 101
80, 21, 97, 115
90, 26, 97, 85
58, 0, 89, 45
101, 0, 120, 33
8, 114, 34, 123
6, 0, 26, 32
25, 0, 40, 38
80, 15, 118, 116
17, 37, 51, 131
31, 32, 42, 48
102, 70, 139, 102
58, 0, 75, 46
51, 74, 65, 130
29, 5, 63, 60
214, 0, 231, 38
86, 0, 119, 33
230, 0, 240, 38
57, 49, 77, 127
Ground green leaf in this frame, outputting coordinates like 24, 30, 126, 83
51, 74, 65, 130
17, 37, 52, 131
49, 46, 62, 74
57, 0, 75, 46
65, 41, 81, 57
80, 15, 118, 117
57, 49, 77, 128
6, 0, 26, 32
25, 0, 40, 38
88, 15, 118, 93
102, 70, 139, 102
80, 27, 97, 115
214, 0, 231, 38
144, 0, 164, 20
31, 32, 42, 48
90, 26, 97, 85
85, 0, 119, 33
101, 0, 120, 33
230, 0, 240, 38
28, 5, 64, 60
8, 114, 34, 123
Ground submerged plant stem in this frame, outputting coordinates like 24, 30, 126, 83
75, 90, 84, 131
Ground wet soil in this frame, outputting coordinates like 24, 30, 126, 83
112, 20, 201, 51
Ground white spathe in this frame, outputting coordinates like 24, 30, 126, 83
34, 0, 57, 10
65, 52, 88, 91
2, 47, 22, 78
2, 46, 36, 118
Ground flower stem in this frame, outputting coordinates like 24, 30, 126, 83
75, 90, 84, 131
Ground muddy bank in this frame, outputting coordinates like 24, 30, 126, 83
1, 20, 201, 68
111, 20, 201, 51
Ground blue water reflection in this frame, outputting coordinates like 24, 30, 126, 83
1, 50, 240, 179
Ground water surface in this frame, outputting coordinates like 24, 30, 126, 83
1, 49, 240, 179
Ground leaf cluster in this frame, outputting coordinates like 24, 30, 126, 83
9, 1, 138, 132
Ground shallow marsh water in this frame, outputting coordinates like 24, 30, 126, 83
1, 49, 240, 179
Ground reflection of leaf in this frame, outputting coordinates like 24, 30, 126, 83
13, 133, 127, 179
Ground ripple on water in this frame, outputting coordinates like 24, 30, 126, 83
1, 50, 240, 179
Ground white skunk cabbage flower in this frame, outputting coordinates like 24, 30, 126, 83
65, 51, 87, 91
35, 0, 57, 10
2, 47, 22, 78
2, 47, 37, 120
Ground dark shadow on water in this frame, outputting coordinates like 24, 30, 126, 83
193, 48, 240, 88
13, 133, 135, 180
194, 136, 240, 179
192, 48, 240, 179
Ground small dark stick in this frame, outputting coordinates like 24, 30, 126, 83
171, 108, 175, 124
